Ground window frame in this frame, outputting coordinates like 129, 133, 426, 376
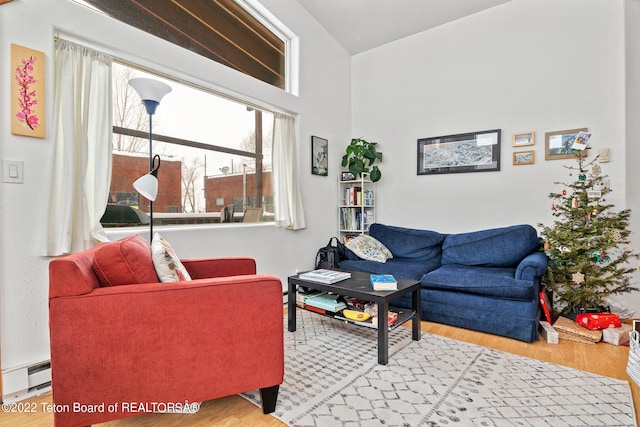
107, 61, 276, 227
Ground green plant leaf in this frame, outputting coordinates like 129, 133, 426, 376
370, 165, 381, 182
348, 158, 364, 175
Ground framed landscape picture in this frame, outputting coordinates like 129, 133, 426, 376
512, 131, 534, 147
545, 128, 588, 160
417, 129, 501, 175
513, 150, 535, 165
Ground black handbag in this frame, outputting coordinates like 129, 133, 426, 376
315, 237, 347, 269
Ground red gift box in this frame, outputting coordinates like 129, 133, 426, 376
575, 313, 621, 330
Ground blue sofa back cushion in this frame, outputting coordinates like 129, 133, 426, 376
441, 224, 540, 267
369, 223, 445, 263
422, 265, 536, 301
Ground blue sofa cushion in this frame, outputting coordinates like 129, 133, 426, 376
369, 223, 444, 263
441, 224, 540, 267
340, 258, 438, 281
422, 265, 535, 301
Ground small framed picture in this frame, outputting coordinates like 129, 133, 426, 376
341, 172, 355, 181
311, 136, 328, 176
545, 128, 588, 160
512, 131, 534, 147
571, 131, 592, 151
513, 150, 535, 165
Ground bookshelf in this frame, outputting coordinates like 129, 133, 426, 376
338, 175, 375, 242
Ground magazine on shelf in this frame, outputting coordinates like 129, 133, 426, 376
298, 269, 351, 284
370, 274, 398, 290
304, 293, 347, 312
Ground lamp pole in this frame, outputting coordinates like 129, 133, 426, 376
128, 77, 172, 241
148, 112, 154, 238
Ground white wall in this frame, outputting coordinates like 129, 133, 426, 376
625, 1, 640, 309
0, 0, 350, 375
352, 0, 640, 311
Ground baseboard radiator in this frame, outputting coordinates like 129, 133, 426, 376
1, 361, 52, 403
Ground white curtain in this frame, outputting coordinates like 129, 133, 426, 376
272, 113, 306, 230
44, 39, 113, 256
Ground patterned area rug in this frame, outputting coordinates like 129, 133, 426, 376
242, 311, 637, 426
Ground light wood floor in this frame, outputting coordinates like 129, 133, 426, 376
3, 318, 638, 426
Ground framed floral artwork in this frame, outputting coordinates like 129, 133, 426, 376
11, 44, 45, 138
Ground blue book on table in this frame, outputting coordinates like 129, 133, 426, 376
370, 274, 397, 290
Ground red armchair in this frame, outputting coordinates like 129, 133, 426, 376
48, 235, 284, 426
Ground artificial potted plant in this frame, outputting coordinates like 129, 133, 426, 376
341, 137, 383, 182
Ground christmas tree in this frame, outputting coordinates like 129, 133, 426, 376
539, 151, 638, 316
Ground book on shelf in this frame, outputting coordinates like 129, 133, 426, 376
305, 305, 328, 315
295, 290, 324, 307
363, 188, 374, 206
298, 269, 351, 284
304, 293, 347, 312
340, 207, 362, 231
370, 274, 397, 290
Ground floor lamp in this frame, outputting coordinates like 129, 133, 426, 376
128, 77, 171, 242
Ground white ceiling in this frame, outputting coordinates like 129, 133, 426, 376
296, 0, 512, 55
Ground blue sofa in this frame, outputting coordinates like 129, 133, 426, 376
340, 223, 548, 342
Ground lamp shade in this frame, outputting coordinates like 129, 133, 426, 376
133, 173, 158, 201
128, 78, 172, 115
133, 155, 161, 201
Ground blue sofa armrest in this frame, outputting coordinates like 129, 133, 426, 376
515, 251, 548, 281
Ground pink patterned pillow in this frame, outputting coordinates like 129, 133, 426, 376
151, 233, 192, 282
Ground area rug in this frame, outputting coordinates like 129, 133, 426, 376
242, 311, 637, 426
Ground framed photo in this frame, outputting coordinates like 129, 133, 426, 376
417, 129, 501, 175
545, 128, 588, 160
11, 44, 45, 138
513, 150, 535, 165
341, 171, 355, 181
311, 135, 328, 176
512, 131, 534, 147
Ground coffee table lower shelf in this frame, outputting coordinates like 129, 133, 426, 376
301, 305, 416, 332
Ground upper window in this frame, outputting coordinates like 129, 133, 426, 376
81, 0, 287, 89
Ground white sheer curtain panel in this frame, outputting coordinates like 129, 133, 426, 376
272, 112, 306, 230
44, 39, 113, 256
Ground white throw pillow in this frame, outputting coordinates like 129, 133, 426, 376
345, 234, 393, 263
151, 233, 192, 282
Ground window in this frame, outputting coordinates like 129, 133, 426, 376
80, 0, 287, 90
103, 62, 274, 227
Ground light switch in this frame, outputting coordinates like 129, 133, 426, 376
3, 160, 23, 184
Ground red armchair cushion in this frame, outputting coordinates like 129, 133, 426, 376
92, 235, 159, 286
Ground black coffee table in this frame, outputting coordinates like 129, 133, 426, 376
287, 270, 421, 365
